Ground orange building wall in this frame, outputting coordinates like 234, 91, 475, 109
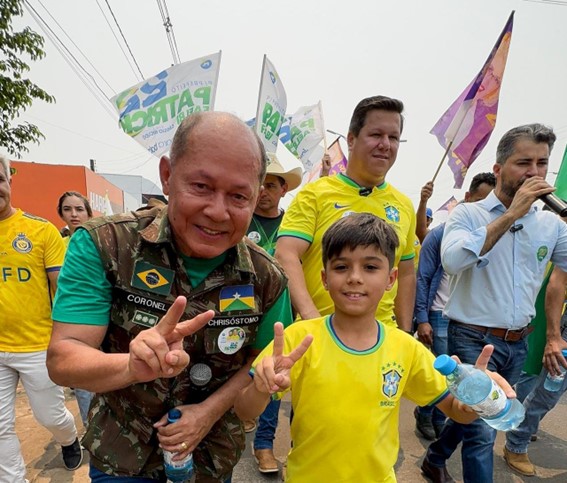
10, 161, 124, 229
84, 167, 123, 216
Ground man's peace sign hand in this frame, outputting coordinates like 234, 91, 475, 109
253, 322, 313, 394
128, 296, 214, 383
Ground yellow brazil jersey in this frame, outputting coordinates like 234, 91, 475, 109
414, 235, 421, 272
0, 209, 65, 352
278, 173, 416, 326
252, 316, 448, 482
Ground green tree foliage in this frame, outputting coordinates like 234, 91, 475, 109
0, 0, 54, 156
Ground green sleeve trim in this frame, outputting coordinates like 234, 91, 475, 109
52, 229, 112, 326
428, 389, 450, 407
252, 288, 293, 350
400, 253, 416, 261
276, 230, 313, 243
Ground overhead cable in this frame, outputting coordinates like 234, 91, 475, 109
35, 0, 115, 94
103, 0, 145, 79
23, 0, 117, 119
156, 0, 181, 64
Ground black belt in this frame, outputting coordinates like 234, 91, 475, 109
450, 320, 533, 342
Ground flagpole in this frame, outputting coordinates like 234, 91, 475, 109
254, 54, 267, 136
210, 50, 222, 110
431, 140, 453, 183
318, 100, 328, 152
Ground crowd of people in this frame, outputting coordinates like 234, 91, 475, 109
1, 94, 567, 483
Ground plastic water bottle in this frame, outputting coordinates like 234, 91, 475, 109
163, 409, 193, 483
543, 349, 567, 392
434, 354, 525, 431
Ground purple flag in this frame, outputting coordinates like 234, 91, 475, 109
436, 196, 458, 213
431, 12, 514, 188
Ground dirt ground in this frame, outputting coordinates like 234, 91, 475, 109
16, 382, 567, 482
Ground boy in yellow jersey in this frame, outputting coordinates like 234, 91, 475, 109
235, 213, 516, 482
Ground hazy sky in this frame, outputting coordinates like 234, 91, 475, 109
11, 0, 567, 217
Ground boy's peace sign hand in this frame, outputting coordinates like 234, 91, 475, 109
253, 322, 313, 394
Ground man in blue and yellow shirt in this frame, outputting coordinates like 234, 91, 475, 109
0, 154, 81, 482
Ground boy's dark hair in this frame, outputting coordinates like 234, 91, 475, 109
322, 213, 399, 269
348, 95, 405, 137
468, 172, 496, 193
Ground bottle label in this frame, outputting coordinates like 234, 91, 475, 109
469, 379, 507, 418
164, 450, 193, 471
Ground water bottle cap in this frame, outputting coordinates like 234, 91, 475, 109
434, 354, 458, 375
167, 408, 182, 422
562, 349, 567, 357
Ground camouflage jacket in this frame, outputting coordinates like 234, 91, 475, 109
82, 203, 287, 481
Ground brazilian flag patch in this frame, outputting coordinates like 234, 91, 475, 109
131, 261, 174, 296
219, 285, 256, 312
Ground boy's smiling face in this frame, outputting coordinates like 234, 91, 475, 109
322, 245, 397, 319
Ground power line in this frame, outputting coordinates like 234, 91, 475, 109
523, 0, 567, 5
23, 0, 117, 119
25, 114, 144, 157
94, 0, 142, 83
35, 0, 115, 95
156, 0, 181, 64
24, 0, 111, 101
103, 0, 145, 79
119, 154, 157, 174
162, 0, 181, 62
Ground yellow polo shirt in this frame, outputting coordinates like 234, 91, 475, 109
278, 173, 416, 326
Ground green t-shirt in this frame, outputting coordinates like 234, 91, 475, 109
181, 252, 227, 288
53, 229, 292, 350
246, 212, 284, 256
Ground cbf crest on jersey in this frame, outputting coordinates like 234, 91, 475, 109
12, 233, 33, 253
382, 362, 404, 398
384, 205, 400, 223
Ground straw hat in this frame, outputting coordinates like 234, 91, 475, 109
265, 153, 303, 191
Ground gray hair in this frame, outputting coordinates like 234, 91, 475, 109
169, 112, 267, 184
496, 124, 556, 165
0, 154, 10, 182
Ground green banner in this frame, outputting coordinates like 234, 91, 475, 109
555, 145, 567, 201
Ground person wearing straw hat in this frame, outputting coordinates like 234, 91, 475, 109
246, 153, 302, 257
245, 152, 302, 473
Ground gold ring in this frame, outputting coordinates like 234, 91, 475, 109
180, 442, 188, 451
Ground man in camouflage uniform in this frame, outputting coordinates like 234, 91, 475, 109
47, 112, 292, 482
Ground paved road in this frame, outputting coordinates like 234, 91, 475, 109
17, 386, 567, 482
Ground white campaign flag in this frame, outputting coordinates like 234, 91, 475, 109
255, 55, 287, 154
111, 51, 222, 157
103, 192, 114, 216
279, 101, 325, 171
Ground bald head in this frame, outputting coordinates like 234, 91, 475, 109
169, 112, 267, 183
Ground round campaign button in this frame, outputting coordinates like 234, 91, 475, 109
247, 231, 261, 244
218, 327, 246, 355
